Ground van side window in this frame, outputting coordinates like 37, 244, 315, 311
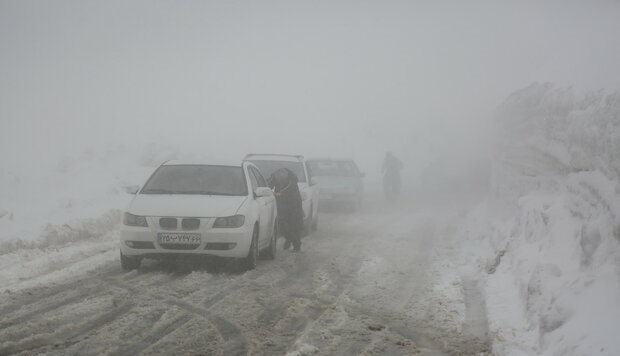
249, 167, 267, 188
248, 167, 259, 190
251, 167, 268, 187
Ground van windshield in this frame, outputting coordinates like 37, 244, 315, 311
307, 160, 358, 177
249, 160, 307, 183
141, 165, 247, 196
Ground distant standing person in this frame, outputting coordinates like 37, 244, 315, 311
269, 168, 303, 252
382, 151, 403, 201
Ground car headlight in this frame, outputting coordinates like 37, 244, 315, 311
213, 215, 245, 228
123, 212, 148, 227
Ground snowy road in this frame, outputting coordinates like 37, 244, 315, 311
0, 195, 490, 356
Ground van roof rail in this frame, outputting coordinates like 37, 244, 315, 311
244, 153, 304, 160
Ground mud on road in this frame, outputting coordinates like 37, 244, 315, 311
0, 197, 491, 356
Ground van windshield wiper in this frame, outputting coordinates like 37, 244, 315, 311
141, 188, 176, 194
182, 190, 238, 196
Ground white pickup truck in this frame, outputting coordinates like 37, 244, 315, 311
245, 154, 320, 235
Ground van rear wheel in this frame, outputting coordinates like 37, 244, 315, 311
120, 251, 141, 270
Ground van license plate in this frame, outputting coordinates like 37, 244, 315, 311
157, 233, 201, 245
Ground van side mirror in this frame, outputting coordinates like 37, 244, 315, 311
254, 187, 273, 198
126, 185, 140, 194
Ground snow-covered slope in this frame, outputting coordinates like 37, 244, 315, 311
460, 83, 620, 355
0, 142, 181, 252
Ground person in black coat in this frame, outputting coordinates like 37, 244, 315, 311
269, 168, 303, 251
382, 151, 403, 201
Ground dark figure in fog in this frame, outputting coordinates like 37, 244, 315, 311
269, 168, 303, 252
382, 151, 403, 201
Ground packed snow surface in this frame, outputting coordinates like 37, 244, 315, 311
0, 191, 491, 355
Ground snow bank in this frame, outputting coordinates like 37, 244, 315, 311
0, 142, 182, 249
0, 142, 195, 290
0, 209, 121, 255
460, 83, 620, 355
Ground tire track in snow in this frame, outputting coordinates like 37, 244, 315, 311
109, 313, 193, 356
0, 263, 120, 318
0, 301, 134, 356
106, 276, 250, 355
55, 301, 135, 348
210, 315, 248, 356
0, 284, 107, 331
462, 278, 491, 351
151, 291, 249, 356
203, 284, 238, 309
250, 212, 404, 354
344, 303, 446, 355
0, 268, 199, 355
268, 209, 462, 356
0, 266, 173, 332
0, 284, 79, 320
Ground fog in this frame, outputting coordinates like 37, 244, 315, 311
3, 3, 620, 354
2, 1, 619, 184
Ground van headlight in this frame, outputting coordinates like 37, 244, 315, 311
123, 212, 148, 227
213, 215, 245, 228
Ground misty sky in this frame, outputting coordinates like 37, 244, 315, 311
1, 1, 619, 175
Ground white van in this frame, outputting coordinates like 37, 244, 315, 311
306, 158, 364, 211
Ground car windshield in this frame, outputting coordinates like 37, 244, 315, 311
141, 165, 247, 196
307, 160, 358, 177
249, 160, 307, 183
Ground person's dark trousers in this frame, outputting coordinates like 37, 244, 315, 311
280, 219, 301, 251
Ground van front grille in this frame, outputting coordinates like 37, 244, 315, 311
182, 218, 200, 230
159, 218, 177, 230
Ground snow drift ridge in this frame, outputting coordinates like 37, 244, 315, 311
463, 83, 620, 356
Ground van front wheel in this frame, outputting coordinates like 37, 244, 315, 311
120, 251, 141, 270
242, 228, 259, 270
